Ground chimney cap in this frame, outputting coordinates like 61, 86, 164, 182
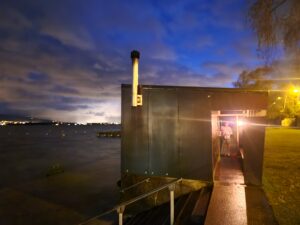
131, 50, 140, 59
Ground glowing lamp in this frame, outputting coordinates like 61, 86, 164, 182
289, 86, 300, 94
237, 120, 245, 126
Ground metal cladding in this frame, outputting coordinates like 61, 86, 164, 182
121, 85, 268, 185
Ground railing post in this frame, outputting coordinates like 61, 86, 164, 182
117, 205, 125, 225
169, 184, 176, 225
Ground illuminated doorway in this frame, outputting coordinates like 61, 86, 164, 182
212, 110, 247, 184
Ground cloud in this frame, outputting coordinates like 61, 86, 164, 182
202, 61, 247, 74
27, 71, 50, 84
50, 85, 80, 95
0, 0, 264, 122
0, 7, 32, 30
40, 25, 95, 50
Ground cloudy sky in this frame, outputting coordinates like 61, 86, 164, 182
0, 0, 265, 123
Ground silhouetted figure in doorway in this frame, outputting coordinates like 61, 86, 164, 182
221, 121, 232, 156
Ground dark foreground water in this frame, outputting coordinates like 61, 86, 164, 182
0, 124, 121, 225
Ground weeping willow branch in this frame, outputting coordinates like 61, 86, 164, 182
248, 0, 300, 60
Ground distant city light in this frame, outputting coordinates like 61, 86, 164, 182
0, 120, 120, 126
0, 120, 30, 126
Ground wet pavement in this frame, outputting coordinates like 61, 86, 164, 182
214, 157, 244, 185
205, 184, 247, 225
205, 156, 278, 225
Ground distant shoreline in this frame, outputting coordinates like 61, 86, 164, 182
0, 122, 121, 126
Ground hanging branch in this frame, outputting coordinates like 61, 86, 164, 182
248, 0, 300, 60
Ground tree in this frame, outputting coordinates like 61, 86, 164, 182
233, 67, 278, 119
233, 67, 300, 120
232, 67, 273, 90
280, 86, 300, 118
248, 0, 300, 58
246, 0, 300, 123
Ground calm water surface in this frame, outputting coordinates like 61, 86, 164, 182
0, 124, 121, 223
0, 124, 120, 186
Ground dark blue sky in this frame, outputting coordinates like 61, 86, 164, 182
0, 0, 266, 122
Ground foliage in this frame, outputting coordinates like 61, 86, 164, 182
233, 67, 300, 120
232, 67, 273, 90
281, 93, 300, 118
232, 67, 282, 120
281, 117, 295, 126
248, 0, 300, 58
267, 95, 283, 119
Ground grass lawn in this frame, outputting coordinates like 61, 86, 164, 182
263, 127, 300, 225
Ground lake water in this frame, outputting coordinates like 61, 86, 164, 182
0, 124, 121, 224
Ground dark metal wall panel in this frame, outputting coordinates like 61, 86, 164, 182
178, 90, 212, 180
211, 112, 220, 173
240, 117, 266, 185
121, 85, 268, 183
148, 88, 179, 177
121, 87, 149, 175
211, 92, 268, 110
121, 87, 131, 174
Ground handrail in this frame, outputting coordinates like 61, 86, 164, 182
117, 178, 181, 207
78, 178, 182, 225
120, 178, 150, 193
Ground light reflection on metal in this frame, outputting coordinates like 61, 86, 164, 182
78, 178, 182, 225
117, 206, 125, 225
169, 184, 176, 225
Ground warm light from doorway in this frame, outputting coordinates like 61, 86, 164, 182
237, 120, 245, 126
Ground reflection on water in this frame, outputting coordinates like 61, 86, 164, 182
0, 124, 121, 221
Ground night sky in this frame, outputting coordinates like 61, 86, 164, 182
0, 0, 264, 123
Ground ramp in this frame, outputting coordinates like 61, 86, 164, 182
205, 156, 278, 225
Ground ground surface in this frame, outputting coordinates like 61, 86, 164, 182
263, 127, 300, 225
206, 157, 247, 225
206, 156, 277, 225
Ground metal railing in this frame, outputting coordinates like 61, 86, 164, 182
79, 178, 182, 225
120, 178, 150, 193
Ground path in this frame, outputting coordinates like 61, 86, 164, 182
205, 156, 278, 225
